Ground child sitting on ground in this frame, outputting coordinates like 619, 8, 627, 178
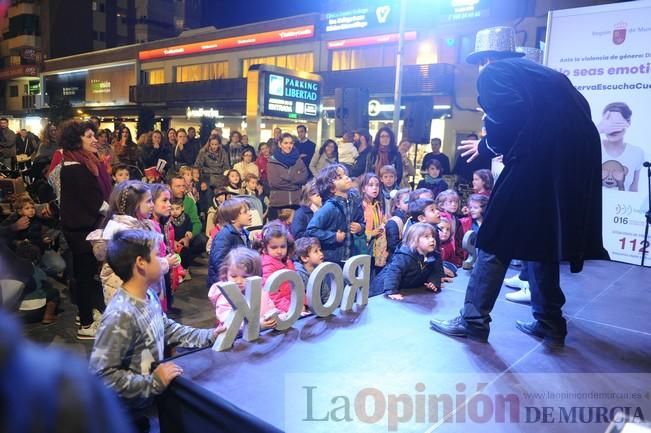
370, 223, 449, 299
208, 247, 278, 330
438, 216, 463, 268
306, 164, 365, 266
294, 237, 332, 305
460, 194, 489, 233
403, 197, 441, 236
90, 230, 221, 430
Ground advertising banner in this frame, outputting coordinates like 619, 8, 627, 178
546, 1, 651, 266
261, 71, 321, 121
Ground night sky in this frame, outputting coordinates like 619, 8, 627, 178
202, 0, 325, 28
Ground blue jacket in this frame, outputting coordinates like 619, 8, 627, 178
369, 245, 444, 296
290, 205, 314, 241
207, 224, 250, 287
305, 194, 365, 264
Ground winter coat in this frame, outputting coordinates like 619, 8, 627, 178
370, 148, 403, 184
0, 127, 16, 158
290, 205, 314, 240
194, 147, 229, 187
474, 58, 606, 271
141, 143, 173, 173
369, 245, 444, 296
256, 154, 269, 182
305, 194, 365, 264
226, 143, 255, 166
175, 140, 201, 168
87, 215, 167, 304
294, 261, 332, 305
207, 224, 250, 288
417, 177, 448, 200
267, 156, 308, 208
261, 254, 298, 313
233, 161, 259, 179
309, 153, 337, 178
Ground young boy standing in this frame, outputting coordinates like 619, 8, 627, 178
294, 237, 332, 304
306, 164, 365, 265
379, 165, 398, 215
89, 230, 221, 430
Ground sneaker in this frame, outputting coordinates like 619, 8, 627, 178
75, 309, 101, 326
505, 287, 531, 304
77, 321, 100, 340
504, 274, 529, 290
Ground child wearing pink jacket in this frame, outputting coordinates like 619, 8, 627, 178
208, 247, 279, 329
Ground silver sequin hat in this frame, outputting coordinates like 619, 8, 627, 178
516, 46, 544, 64
466, 26, 525, 64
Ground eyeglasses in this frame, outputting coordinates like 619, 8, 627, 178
379, 134, 390, 138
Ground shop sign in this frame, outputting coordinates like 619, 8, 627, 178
139, 25, 315, 61
91, 80, 111, 94
28, 80, 40, 95
444, 0, 490, 21
327, 31, 417, 49
262, 72, 320, 120
186, 107, 220, 119
323, 4, 394, 33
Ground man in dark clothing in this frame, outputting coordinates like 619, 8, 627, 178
421, 138, 451, 175
429, 27, 607, 347
295, 125, 316, 178
0, 117, 17, 170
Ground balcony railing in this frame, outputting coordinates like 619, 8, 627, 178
130, 63, 455, 107
130, 78, 247, 104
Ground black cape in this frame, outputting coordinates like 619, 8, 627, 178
475, 58, 607, 272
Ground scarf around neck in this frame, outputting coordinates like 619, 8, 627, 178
272, 146, 300, 167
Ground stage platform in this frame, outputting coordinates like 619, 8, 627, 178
158, 260, 651, 433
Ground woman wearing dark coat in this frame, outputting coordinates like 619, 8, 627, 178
267, 133, 308, 220
59, 120, 112, 337
429, 55, 607, 345
370, 127, 403, 184
141, 130, 173, 174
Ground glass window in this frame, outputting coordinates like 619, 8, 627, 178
147, 69, 165, 85
175, 62, 228, 82
9, 85, 18, 98
242, 52, 314, 77
330, 43, 418, 71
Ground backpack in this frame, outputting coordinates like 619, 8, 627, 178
389, 215, 409, 240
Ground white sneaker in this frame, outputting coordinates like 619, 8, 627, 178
505, 287, 531, 304
75, 309, 102, 326
504, 274, 529, 290
77, 321, 100, 340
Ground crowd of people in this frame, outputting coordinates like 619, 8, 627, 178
0, 116, 502, 432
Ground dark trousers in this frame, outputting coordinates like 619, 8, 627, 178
461, 250, 567, 337
71, 251, 105, 326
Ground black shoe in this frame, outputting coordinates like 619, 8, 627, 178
515, 320, 565, 348
429, 316, 488, 342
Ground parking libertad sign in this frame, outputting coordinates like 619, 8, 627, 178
261, 70, 321, 121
